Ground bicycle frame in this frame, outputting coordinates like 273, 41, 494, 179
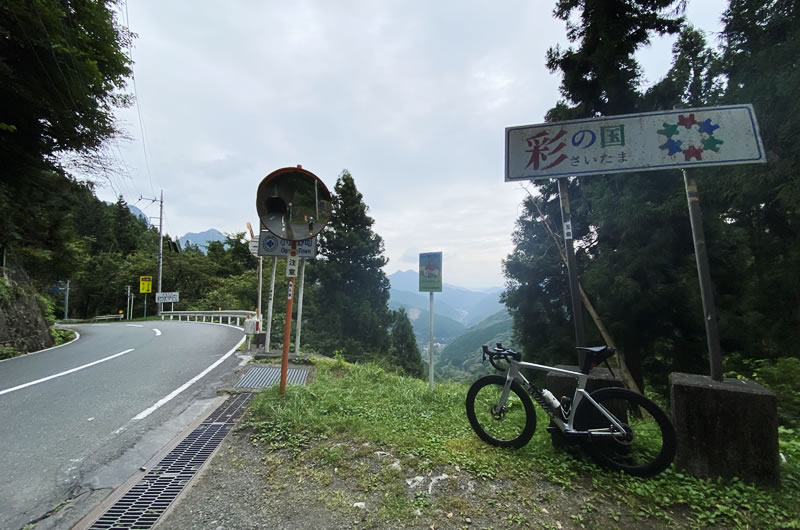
498, 359, 627, 438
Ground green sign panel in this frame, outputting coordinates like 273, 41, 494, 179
419, 252, 442, 292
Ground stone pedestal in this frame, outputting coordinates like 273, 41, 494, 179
670, 372, 779, 486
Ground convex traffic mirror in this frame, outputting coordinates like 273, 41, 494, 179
256, 166, 332, 241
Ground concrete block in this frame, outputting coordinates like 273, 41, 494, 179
670, 372, 779, 486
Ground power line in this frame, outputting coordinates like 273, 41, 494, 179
123, 1, 157, 198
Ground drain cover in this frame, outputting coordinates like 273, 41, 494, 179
234, 366, 308, 388
89, 393, 253, 530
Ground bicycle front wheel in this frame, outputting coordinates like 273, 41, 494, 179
465, 375, 536, 448
573, 387, 676, 477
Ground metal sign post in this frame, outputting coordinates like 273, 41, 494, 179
280, 243, 298, 393
295, 258, 307, 355
419, 252, 443, 391
557, 178, 585, 348
266, 257, 277, 349
683, 169, 723, 380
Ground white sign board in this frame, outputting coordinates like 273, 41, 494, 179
258, 230, 317, 259
505, 104, 765, 181
286, 251, 299, 277
248, 237, 260, 257
156, 292, 179, 303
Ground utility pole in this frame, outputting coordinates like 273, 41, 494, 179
140, 191, 165, 315
157, 190, 164, 314
64, 280, 70, 320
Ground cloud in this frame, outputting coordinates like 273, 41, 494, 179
98, 0, 728, 289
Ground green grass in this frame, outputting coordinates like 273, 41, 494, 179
246, 358, 800, 529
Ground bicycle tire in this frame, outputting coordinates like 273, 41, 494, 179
465, 375, 536, 448
573, 387, 676, 477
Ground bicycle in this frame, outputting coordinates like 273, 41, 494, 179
465, 344, 677, 477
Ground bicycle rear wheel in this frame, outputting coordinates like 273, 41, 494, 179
465, 375, 536, 448
573, 387, 676, 477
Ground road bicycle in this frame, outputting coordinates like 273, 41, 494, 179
465, 344, 677, 477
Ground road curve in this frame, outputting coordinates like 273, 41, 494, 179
0, 320, 246, 530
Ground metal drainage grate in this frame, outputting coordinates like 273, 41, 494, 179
234, 366, 309, 388
202, 392, 253, 424
89, 393, 252, 530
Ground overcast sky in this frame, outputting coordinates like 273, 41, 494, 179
95, 0, 728, 290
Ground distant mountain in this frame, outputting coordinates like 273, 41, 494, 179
398, 305, 468, 343
104, 201, 150, 227
387, 270, 504, 327
180, 229, 227, 252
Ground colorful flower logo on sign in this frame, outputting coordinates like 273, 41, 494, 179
657, 113, 724, 161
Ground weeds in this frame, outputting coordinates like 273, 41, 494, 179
245, 358, 800, 529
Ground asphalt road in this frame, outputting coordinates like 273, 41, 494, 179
0, 320, 246, 530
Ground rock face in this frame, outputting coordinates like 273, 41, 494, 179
0, 275, 53, 358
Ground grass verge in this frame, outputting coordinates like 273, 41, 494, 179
245, 358, 800, 529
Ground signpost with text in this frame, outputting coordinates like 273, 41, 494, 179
505, 104, 766, 382
419, 252, 442, 391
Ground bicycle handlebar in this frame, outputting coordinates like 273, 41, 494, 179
482, 344, 521, 371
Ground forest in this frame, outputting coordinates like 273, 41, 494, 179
501, 0, 799, 425
1, 0, 798, 424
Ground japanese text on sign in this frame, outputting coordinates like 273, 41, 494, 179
286, 252, 299, 278
258, 230, 317, 258
505, 105, 765, 181
139, 276, 152, 294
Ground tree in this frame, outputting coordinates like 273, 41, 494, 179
0, 0, 132, 289
389, 308, 424, 377
705, 0, 800, 359
306, 170, 392, 360
545, 0, 683, 118
0, 0, 132, 180
505, 0, 688, 391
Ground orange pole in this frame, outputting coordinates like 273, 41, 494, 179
279, 241, 298, 394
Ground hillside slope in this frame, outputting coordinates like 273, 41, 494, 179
437, 309, 513, 379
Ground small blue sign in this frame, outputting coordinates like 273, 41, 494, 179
258, 230, 317, 259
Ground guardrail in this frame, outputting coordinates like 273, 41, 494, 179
91, 314, 124, 322
160, 310, 256, 328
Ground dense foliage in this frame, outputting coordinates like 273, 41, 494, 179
503, 0, 800, 417
305, 171, 393, 361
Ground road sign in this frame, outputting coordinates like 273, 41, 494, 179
258, 230, 317, 258
505, 104, 765, 181
139, 276, 152, 294
419, 252, 443, 292
155, 292, 179, 303
248, 236, 260, 257
286, 251, 299, 277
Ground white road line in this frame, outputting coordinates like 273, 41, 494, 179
153, 329, 162, 336
131, 336, 246, 421
126, 324, 144, 328
0, 349, 136, 396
